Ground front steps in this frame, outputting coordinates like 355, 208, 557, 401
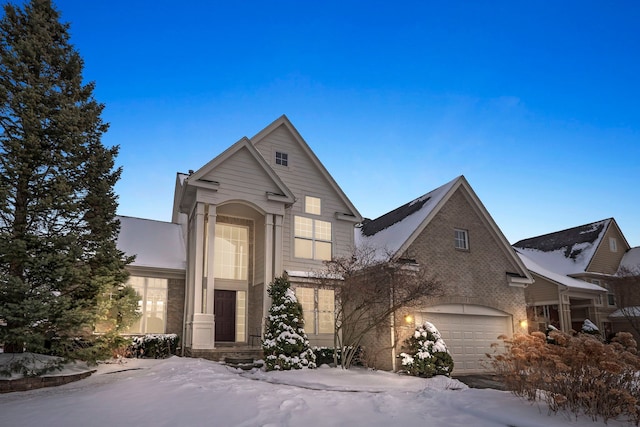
186, 345, 263, 367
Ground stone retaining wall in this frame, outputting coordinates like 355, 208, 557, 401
0, 370, 95, 393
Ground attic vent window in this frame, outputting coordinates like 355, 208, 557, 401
454, 228, 469, 250
609, 237, 618, 252
275, 151, 288, 166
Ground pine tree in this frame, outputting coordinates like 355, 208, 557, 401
0, 0, 132, 356
262, 275, 316, 371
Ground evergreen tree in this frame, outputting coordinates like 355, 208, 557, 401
0, 0, 132, 356
262, 275, 316, 371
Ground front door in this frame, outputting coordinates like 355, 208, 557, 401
215, 290, 236, 342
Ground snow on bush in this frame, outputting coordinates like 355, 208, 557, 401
581, 318, 600, 335
490, 330, 640, 424
262, 276, 316, 371
398, 321, 454, 378
131, 334, 179, 359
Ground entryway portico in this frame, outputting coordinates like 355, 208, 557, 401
175, 136, 296, 355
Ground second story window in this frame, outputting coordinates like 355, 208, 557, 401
294, 216, 332, 260
454, 228, 469, 250
305, 196, 321, 215
214, 224, 248, 280
275, 151, 288, 166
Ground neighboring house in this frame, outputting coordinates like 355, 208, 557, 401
355, 176, 533, 374
116, 115, 362, 358
609, 246, 640, 338
620, 247, 640, 275
513, 218, 631, 336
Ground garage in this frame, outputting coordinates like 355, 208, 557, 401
416, 305, 512, 374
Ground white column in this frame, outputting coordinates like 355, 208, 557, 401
273, 214, 284, 278
193, 203, 205, 314
206, 205, 216, 316
262, 214, 274, 330
191, 202, 215, 350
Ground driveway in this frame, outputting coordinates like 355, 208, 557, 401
453, 374, 506, 390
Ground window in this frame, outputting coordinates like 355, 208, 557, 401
126, 276, 168, 334
275, 151, 288, 166
454, 228, 469, 250
317, 289, 335, 333
296, 287, 315, 333
294, 216, 332, 260
609, 237, 618, 252
214, 224, 248, 280
596, 281, 616, 306
295, 287, 335, 334
305, 196, 321, 215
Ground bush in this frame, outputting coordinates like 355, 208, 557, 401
490, 331, 640, 424
398, 321, 454, 377
312, 346, 364, 367
73, 333, 134, 364
131, 334, 179, 359
0, 353, 65, 378
313, 347, 338, 366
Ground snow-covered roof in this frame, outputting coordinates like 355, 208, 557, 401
513, 219, 611, 275
516, 251, 606, 292
620, 247, 640, 274
116, 216, 186, 271
355, 176, 459, 261
610, 306, 640, 318
286, 270, 343, 280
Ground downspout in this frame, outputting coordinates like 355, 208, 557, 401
390, 269, 397, 371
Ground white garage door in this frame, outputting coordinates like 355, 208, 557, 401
416, 310, 511, 374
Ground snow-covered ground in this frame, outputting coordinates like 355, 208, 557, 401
0, 356, 631, 426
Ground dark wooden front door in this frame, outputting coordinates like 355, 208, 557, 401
214, 290, 236, 342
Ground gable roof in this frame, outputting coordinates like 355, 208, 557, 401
251, 115, 362, 222
355, 176, 532, 283
116, 216, 186, 271
356, 176, 458, 259
513, 219, 612, 275
517, 251, 607, 292
176, 136, 296, 213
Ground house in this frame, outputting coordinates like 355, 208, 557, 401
355, 176, 533, 374
116, 115, 362, 358
513, 218, 631, 337
608, 245, 640, 339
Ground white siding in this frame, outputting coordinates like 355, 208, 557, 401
254, 124, 356, 271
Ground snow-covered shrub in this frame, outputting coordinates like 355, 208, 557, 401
262, 275, 316, 371
131, 334, 179, 359
0, 353, 64, 378
490, 331, 640, 424
312, 346, 363, 366
313, 347, 337, 366
398, 321, 453, 378
580, 318, 600, 336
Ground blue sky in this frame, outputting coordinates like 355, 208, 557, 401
50, 1, 639, 246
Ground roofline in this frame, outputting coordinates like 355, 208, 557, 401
117, 214, 177, 225
528, 270, 606, 294
185, 136, 296, 204
513, 218, 615, 247
394, 175, 533, 283
250, 115, 363, 222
